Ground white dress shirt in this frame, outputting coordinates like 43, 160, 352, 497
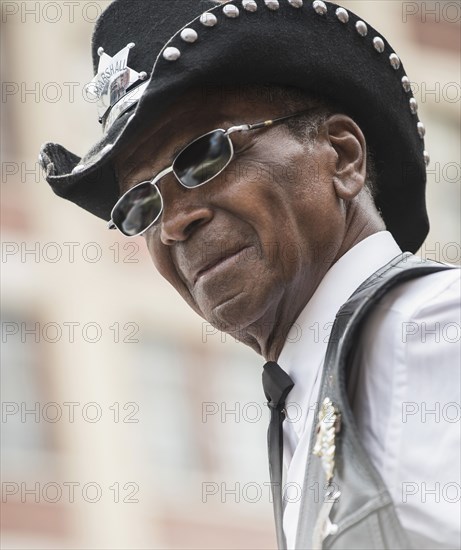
278, 231, 461, 549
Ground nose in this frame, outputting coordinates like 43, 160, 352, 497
159, 180, 214, 245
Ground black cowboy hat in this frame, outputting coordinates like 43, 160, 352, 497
39, 0, 430, 252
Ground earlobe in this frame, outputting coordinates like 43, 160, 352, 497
325, 115, 367, 201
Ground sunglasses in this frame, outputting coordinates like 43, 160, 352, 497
109, 109, 311, 237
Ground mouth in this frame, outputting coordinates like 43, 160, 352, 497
194, 245, 251, 285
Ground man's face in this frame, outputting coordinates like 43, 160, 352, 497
115, 89, 348, 353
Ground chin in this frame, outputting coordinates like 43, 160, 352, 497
202, 284, 281, 342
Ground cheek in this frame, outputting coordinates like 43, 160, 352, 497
267, 160, 345, 266
145, 232, 200, 311
145, 230, 166, 274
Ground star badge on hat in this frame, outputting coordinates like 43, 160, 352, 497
86, 42, 148, 127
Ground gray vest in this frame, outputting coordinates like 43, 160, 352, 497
294, 253, 455, 549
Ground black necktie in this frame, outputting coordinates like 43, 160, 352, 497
262, 361, 295, 550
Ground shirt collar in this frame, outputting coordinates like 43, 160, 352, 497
279, 231, 402, 438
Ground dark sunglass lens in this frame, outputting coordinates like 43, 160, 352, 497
113, 182, 162, 236
174, 131, 232, 188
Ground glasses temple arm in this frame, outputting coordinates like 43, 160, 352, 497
227, 109, 314, 135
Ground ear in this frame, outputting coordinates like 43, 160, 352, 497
323, 114, 367, 200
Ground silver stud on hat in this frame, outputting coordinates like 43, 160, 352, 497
288, 0, 303, 8
424, 151, 430, 166
180, 28, 198, 43
417, 121, 426, 138
97, 47, 104, 56
163, 46, 181, 61
264, 0, 279, 10
71, 163, 86, 175
313, 0, 327, 15
242, 0, 258, 11
89, 143, 113, 164
409, 97, 418, 114
402, 76, 411, 93
373, 37, 385, 53
389, 53, 400, 70
335, 7, 349, 23
200, 12, 218, 26
223, 4, 239, 17
356, 21, 368, 37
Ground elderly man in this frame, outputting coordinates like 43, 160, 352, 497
40, 1, 460, 548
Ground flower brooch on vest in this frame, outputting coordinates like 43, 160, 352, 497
313, 397, 342, 482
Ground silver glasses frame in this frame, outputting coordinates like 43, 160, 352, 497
108, 109, 312, 237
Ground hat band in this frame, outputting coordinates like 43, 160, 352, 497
103, 80, 149, 132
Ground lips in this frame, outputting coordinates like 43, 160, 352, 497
193, 245, 251, 285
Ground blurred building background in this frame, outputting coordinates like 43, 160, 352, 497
1, 1, 459, 549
